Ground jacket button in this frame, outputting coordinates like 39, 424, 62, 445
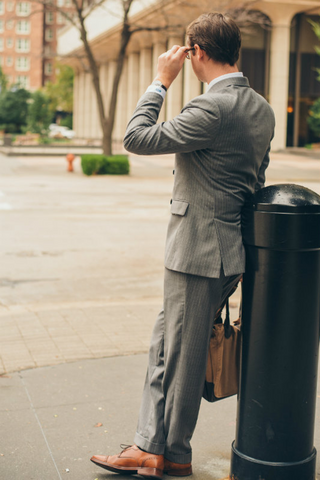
173, 170, 175, 175
170, 199, 172, 204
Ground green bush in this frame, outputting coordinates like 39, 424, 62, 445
307, 98, 320, 138
60, 115, 73, 129
38, 136, 52, 145
81, 154, 129, 176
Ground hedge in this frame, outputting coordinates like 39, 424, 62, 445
81, 154, 130, 176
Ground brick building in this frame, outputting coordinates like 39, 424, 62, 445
0, 0, 72, 90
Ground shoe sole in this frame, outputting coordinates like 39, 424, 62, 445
164, 466, 192, 476
90, 458, 163, 479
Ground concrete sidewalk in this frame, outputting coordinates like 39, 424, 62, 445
0, 150, 319, 479
0, 151, 319, 375
1, 354, 319, 480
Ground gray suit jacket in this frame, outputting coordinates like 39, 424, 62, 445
124, 76, 275, 278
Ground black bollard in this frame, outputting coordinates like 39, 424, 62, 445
230, 184, 320, 480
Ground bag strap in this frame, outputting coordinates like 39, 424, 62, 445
225, 298, 230, 329
224, 299, 233, 339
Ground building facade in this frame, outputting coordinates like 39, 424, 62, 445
0, 0, 73, 90
58, 0, 320, 150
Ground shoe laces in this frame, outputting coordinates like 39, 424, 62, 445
120, 444, 132, 452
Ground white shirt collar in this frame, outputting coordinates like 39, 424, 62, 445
208, 72, 243, 90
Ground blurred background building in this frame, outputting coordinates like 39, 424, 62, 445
41, 0, 320, 150
0, 0, 72, 90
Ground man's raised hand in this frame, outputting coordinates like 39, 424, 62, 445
154, 45, 190, 90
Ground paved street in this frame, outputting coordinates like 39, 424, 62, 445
0, 150, 319, 480
0, 150, 319, 374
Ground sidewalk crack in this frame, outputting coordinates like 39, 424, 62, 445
19, 372, 63, 480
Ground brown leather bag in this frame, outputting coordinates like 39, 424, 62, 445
203, 296, 241, 403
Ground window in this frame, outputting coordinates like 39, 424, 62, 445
45, 28, 53, 41
57, 12, 64, 25
0, 1, 4, 14
57, 0, 64, 6
0, 20, 3, 32
45, 62, 53, 75
0, 38, 3, 51
6, 19, 14, 29
65, 0, 71, 5
16, 2, 31, 16
46, 11, 54, 24
6, 56, 13, 66
16, 38, 29, 52
6, 37, 13, 47
16, 20, 30, 33
16, 56, 29, 71
44, 44, 53, 56
7, 1, 14, 11
16, 75, 29, 88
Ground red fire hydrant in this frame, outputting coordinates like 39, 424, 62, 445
66, 153, 75, 172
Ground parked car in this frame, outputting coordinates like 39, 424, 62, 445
49, 124, 75, 139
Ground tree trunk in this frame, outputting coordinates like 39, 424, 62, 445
102, 120, 112, 156
106, 24, 132, 155
74, 0, 134, 156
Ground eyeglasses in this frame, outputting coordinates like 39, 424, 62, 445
185, 47, 196, 60
185, 45, 205, 59
185, 47, 195, 59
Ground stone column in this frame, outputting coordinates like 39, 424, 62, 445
261, 4, 304, 150
166, 36, 183, 119
127, 52, 140, 118
77, 71, 85, 138
152, 38, 167, 122
269, 24, 291, 150
139, 47, 152, 96
114, 58, 128, 145
73, 72, 79, 137
99, 62, 108, 122
183, 52, 201, 104
84, 72, 92, 139
106, 61, 116, 117
90, 77, 100, 139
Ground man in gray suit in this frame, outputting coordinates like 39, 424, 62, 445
91, 12, 275, 479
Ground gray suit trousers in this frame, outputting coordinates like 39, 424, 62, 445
134, 267, 241, 463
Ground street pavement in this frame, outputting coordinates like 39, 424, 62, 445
0, 150, 319, 480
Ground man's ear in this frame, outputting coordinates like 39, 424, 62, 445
194, 44, 204, 60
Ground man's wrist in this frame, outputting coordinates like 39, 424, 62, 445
152, 80, 168, 91
146, 80, 167, 99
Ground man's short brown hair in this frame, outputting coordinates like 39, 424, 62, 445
186, 13, 241, 66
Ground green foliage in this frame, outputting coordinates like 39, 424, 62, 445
60, 114, 73, 129
38, 136, 52, 145
309, 18, 320, 80
45, 64, 74, 113
0, 88, 30, 133
0, 66, 8, 94
307, 98, 320, 138
81, 154, 129, 176
27, 90, 52, 135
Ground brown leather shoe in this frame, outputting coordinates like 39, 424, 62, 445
164, 458, 192, 476
90, 444, 164, 479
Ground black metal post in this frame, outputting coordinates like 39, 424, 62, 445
230, 184, 320, 480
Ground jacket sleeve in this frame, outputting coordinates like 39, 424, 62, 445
254, 110, 275, 191
123, 92, 221, 155
255, 145, 270, 191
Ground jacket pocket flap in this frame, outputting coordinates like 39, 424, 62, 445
171, 200, 189, 216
